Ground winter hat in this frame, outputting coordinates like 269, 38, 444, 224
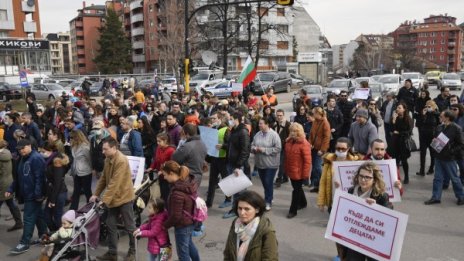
62, 210, 76, 224
355, 109, 369, 119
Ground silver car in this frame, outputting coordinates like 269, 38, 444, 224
31, 83, 70, 101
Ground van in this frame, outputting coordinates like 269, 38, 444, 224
189, 70, 223, 90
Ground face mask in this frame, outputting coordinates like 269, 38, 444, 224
427, 108, 433, 112
211, 121, 220, 128
4, 121, 11, 126
228, 120, 235, 127
41, 152, 51, 158
248, 110, 255, 116
147, 107, 153, 112
335, 150, 347, 158
89, 111, 94, 116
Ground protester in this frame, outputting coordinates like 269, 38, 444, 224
325, 96, 344, 152
161, 160, 200, 261
251, 118, 281, 210
391, 102, 413, 184
274, 109, 291, 187
348, 109, 378, 155
285, 123, 311, 219
223, 191, 278, 260
416, 100, 439, 176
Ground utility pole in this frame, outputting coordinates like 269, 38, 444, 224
184, 0, 190, 94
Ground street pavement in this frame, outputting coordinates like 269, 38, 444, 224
1, 86, 464, 261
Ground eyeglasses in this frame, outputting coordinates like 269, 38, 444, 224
425, 106, 431, 108
358, 174, 374, 181
335, 147, 348, 152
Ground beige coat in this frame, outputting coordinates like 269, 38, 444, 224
0, 148, 13, 201
94, 150, 135, 208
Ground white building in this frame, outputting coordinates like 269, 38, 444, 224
45, 32, 74, 75
343, 40, 359, 68
292, 6, 320, 53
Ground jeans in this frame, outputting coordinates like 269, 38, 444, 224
206, 157, 230, 207
44, 192, 67, 232
106, 201, 136, 254
0, 198, 22, 224
277, 151, 288, 181
70, 174, 93, 210
311, 150, 323, 188
20, 200, 48, 245
289, 179, 307, 215
174, 224, 199, 261
432, 159, 464, 200
149, 253, 159, 261
258, 168, 277, 205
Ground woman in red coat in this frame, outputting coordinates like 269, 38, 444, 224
285, 123, 312, 219
147, 133, 175, 203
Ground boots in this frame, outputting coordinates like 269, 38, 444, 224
416, 168, 425, 176
7, 222, 23, 232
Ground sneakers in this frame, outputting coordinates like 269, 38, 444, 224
10, 243, 29, 255
125, 250, 135, 261
7, 222, 23, 232
97, 251, 118, 261
265, 203, 271, 211
218, 200, 232, 209
223, 211, 237, 219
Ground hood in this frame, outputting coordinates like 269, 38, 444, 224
0, 149, 12, 161
186, 135, 201, 142
323, 152, 360, 164
53, 154, 70, 167
172, 174, 198, 195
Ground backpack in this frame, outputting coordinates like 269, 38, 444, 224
183, 193, 208, 223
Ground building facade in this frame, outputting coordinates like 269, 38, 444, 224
391, 15, 463, 72
0, 0, 50, 77
69, 3, 105, 74
45, 32, 73, 75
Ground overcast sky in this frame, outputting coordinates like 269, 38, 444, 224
40, 0, 464, 45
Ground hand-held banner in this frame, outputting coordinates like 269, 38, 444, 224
325, 190, 408, 261
332, 159, 401, 202
126, 156, 145, 188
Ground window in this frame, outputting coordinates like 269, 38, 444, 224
149, 4, 153, 12
441, 39, 445, 44
0, 10, 7, 21
429, 55, 434, 61
440, 55, 444, 60
430, 48, 435, 53
277, 8, 285, 16
441, 32, 445, 37
277, 24, 288, 33
430, 40, 436, 45
150, 19, 154, 27
258, 7, 269, 16
441, 47, 445, 52
259, 40, 269, 49
277, 41, 289, 49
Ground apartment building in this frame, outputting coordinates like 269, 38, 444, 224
46, 32, 73, 75
391, 14, 463, 72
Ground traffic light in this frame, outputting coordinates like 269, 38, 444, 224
276, 0, 294, 6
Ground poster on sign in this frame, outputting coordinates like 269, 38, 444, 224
199, 126, 219, 157
325, 190, 408, 261
351, 88, 370, 100
127, 156, 145, 188
332, 160, 401, 202
231, 82, 244, 93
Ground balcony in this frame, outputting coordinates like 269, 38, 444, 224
75, 21, 83, 28
132, 40, 144, 49
448, 50, 455, 55
132, 54, 145, 63
78, 58, 86, 64
23, 21, 37, 33
21, 1, 36, 13
130, 0, 143, 11
448, 42, 456, 47
76, 30, 84, 36
131, 13, 144, 23
131, 27, 144, 36
77, 40, 84, 46
77, 49, 85, 55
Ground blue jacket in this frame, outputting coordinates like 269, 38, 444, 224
23, 121, 44, 147
4, 123, 20, 153
8, 150, 46, 202
128, 129, 144, 157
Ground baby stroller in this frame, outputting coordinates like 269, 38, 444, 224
49, 202, 101, 261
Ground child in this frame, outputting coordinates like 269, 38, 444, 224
133, 198, 171, 261
38, 210, 76, 261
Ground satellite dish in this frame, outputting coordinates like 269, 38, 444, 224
201, 51, 217, 66
27, 0, 35, 7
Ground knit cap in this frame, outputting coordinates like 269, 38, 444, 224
62, 210, 76, 223
355, 109, 369, 119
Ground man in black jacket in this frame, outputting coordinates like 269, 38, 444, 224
425, 110, 464, 206
434, 87, 450, 112
336, 91, 354, 138
397, 79, 418, 115
381, 92, 398, 151
326, 96, 344, 152
274, 109, 291, 187
223, 111, 250, 218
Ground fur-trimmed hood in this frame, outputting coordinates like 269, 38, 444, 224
53, 153, 70, 167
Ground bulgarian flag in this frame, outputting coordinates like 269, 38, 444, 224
237, 56, 257, 87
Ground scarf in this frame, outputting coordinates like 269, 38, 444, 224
353, 185, 372, 199
234, 217, 260, 261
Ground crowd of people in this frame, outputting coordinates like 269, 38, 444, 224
0, 77, 463, 261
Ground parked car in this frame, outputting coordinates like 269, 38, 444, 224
254, 72, 292, 94
439, 73, 462, 90
162, 78, 184, 93
425, 71, 443, 85
31, 83, 70, 101
369, 82, 386, 108
89, 82, 106, 96
289, 73, 314, 87
0, 82, 23, 101
325, 79, 355, 98
189, 70, 223, 91
137, 79, 156, 95
459, 72, 464, 82
354, 77, 376, 87
401, 72, 424, 89
203, 80, 234, 98
377, 74, 402, 93
371, 75, 382, 82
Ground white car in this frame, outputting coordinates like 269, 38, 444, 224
401, 72, 424, 89
378, 74, 402, 93
161, 78, 184, 93
203, 80, 234, 98
189, 70, 224, 90
31, 83, 71, 101
440, 73, 462, 90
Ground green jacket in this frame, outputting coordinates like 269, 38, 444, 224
0, 149, 13, 201
223, 215, 278, 261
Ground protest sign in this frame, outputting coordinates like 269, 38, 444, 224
332, 160, 401, 202
199, 126, 220, 157
351, 88, 370, 100
231, 82, 244, 93
325, 190, 408, 261
218, 169, 252, 196
127, 156, 145, 188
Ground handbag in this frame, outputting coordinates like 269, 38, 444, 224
405, 136, 418, 152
